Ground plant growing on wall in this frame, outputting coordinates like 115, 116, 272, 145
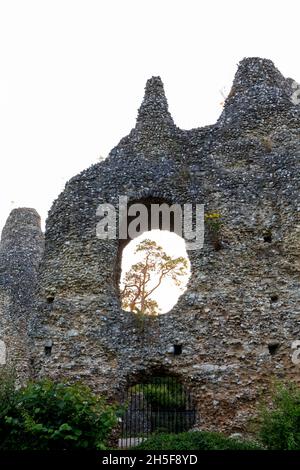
205, 212, 223, 250
120, 239, 188, 317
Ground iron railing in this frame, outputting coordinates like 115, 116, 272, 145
119, 376, 196, 448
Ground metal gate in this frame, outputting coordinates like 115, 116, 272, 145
119, 376, 196, 448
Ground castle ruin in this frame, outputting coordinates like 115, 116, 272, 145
0, 57, 300, 433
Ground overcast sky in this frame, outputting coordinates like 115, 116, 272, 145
0, 0, 299, 234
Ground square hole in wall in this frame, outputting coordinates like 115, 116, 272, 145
173, 345, 182, 356
46, 295, 55, 304
44, 340, 53, 357
44, 346, 52, 356
268, 342, 280, 356
263, 232, 272, 243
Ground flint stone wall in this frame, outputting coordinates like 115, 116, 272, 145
1, 57, 300, 432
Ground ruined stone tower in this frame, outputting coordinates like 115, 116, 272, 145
0, 209, 44, 382
0, 57, 300, 432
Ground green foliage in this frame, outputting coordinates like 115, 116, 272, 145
204, 212, 223, 250
204, 212, 222, 231
0, 367, 16, 415
257, 383, 300, 450
135, 431, 261, 450
133, 379, 185, 410
0, 374, 117, 450
0, 367, 17, 445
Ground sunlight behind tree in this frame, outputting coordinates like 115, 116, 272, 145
120, 231, 191, 315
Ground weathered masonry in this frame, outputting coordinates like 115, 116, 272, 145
0, 57, 300, 432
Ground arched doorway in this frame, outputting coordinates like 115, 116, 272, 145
119, 375, 196, 448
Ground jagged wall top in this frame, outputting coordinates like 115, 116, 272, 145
136, 76, 175, 131
218, 57, 298, 132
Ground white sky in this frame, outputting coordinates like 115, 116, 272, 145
0, 0, 299, 234
120, 230, 191, 313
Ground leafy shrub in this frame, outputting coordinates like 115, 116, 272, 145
0, 368, 17, 445
257, 383, 300, 450
135, 431, 261, 450
0, 374, 117, 450
0, 368, 16, 414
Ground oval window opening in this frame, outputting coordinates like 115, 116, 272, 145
119, 230, 191, 315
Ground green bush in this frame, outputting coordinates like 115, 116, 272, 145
258, 383, 300, 450
135, 431, 261, 450
0, 368, 16, 415
0, 373, 117, 450
0, 368, 17, 445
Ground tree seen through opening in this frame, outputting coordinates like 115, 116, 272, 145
119, 230, 191, 315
